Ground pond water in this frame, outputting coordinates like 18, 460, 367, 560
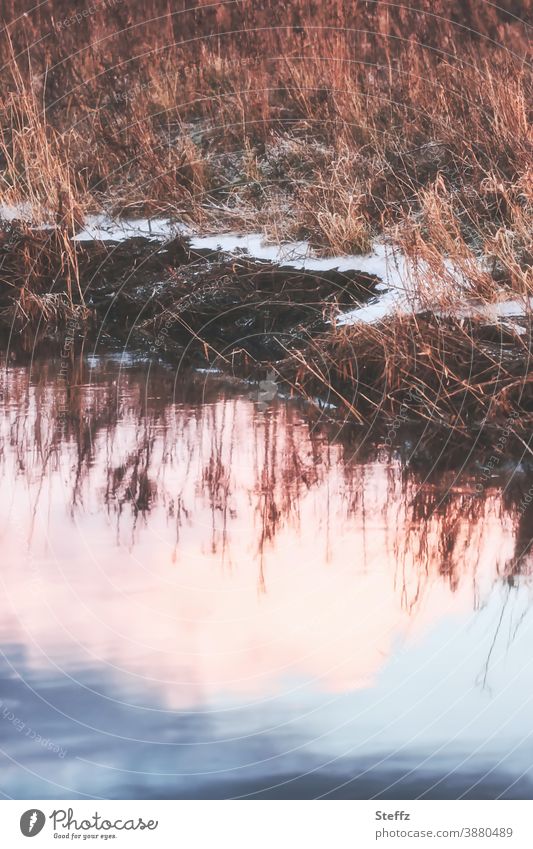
0, 350, 532, 799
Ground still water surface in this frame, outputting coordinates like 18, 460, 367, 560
1, 352, 532, 798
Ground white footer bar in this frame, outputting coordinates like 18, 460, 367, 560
2, 800, 532, 848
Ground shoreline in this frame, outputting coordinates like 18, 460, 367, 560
0, 217, 531, 436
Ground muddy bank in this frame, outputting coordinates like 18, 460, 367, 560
0, 224, 380, 358
1, 222, 532, 433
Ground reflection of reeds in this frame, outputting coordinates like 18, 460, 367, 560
1, 352, 531, 606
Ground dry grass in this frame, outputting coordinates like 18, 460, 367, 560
283, 311, 533, 429
0, 2, 529, 239
0, 1, 531, 428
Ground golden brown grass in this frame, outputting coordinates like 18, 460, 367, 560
0, 2, 529, 243
0, 1, 531, 428
282, 310, 533, 430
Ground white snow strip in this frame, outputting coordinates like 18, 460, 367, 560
337, 292, 533, 329
73, 214, 185, 242
190, 231, 408, 280
0, 202, 35, 222
335, 289, 408, 326
4, 209, 530, 331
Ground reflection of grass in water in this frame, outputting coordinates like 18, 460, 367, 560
1, 353, 531, 609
